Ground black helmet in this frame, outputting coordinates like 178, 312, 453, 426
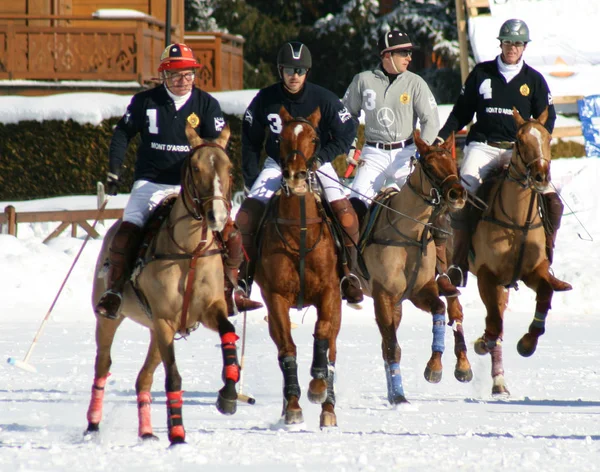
378, 30, 413, 56
277, 41, 312, 69
498, 19, 531, 42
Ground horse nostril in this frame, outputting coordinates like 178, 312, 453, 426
207, 210, 215, 222
448, 189, 459, 202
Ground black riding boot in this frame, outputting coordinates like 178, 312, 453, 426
541, 193, 572, 291
95, 221, 143, 319
434, 213, 460, 297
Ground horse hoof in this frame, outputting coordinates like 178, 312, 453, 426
454, 368, 473, 383
423, 367, 443, 384
307, 379, 328, 404
320, 411, 337, 428
216, 391, 238, 415
140, 433, 159, 442
388, 394, 409, 405
473, 337, 489, 355
284, 409, 304, 425
84, 422, 99, 436
168, 437, 187, 447
492, 385, 510, 397
517, 334, 538, 357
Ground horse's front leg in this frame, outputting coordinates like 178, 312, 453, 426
309, 290, 341, 428
475, 266, 509, 396
410, 278, 446, 383
266, 293, 302, 425
373, 283, 407, 405
85, 316, 124, 436
446, 296, 473, 382
216, 314, 240, 415
154, 319, 185, 445
135, 332, 162, 440
518, 260, 554, 357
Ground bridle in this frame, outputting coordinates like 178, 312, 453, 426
407, 147, 461, 206
181, 142, 232, 221
508, 124, 551, 191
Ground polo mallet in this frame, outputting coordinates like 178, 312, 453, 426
7, 198, 110, 373
236, 309, 256, 405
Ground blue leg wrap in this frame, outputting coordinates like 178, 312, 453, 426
530, 311, 548, 330
384, 362, 405, 402
432, 313, 446, 353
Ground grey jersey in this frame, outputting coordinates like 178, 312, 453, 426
342, 65, 439, 144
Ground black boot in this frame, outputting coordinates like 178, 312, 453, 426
541, 193, 572, 291
447, 228, 470, 288
95, 221, 143, 319
435, 240, 460, 297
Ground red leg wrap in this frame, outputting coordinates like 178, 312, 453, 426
86, 374, 109, 424
137, 391, 153, 438
221, 333, 240, 382
166, 391, 185, 442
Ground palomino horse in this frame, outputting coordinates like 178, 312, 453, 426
255, 106, 341, 428
359, 131, 469, 404
86, 123, 240, 445
447, 108, 560, 396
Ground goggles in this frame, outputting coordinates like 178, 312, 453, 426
391, 50, 413, 58
166, 71, 196, 81
501, 40, 526, 47
282, 67, 308, 76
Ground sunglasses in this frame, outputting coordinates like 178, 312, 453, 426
166, 71, 196, 81
391, 50, 413, 58
283, 67, 308, 76
501, 40, 526, 47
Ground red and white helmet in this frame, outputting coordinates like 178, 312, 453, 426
158, 43, 201, 73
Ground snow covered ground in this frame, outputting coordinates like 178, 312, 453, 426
1, 156, 600, 471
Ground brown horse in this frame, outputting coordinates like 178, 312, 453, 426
359, 131, 469, 404
85, 123, 241, 445
254, 106, 341, 428
447, 108, 558, 396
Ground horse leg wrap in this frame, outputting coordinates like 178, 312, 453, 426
166, 391, 185, 442
432, 314, 446, 353
384, 362, 405, 400
279, 356, 301, 399
86, 374, 109, 425
137, 391, 153, 438
529, 311, 547, 335
325, 363, 336, 406
310, 338, 329, 380
490, 344, 504, 378
221, 332, 240, 383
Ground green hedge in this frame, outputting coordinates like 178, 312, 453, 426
0, 114, 583, 201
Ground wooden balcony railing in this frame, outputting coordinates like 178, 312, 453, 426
0, 15, 167, 85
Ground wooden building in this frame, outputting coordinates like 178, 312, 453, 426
0, 0, 244, 95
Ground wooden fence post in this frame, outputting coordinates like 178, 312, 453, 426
5, 205, 17, 236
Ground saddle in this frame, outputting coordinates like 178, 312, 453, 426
358, 188, 399, 253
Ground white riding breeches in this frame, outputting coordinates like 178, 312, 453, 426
459, 142, 513, 194
350, 144, 416, 204
247, 157, 347, 203
122, 180, 181, 227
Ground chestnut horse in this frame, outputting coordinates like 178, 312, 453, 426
255, 106, 341, 428
358, 131, 469, 404
86, 123, 240, 445
447, 108, 559, 396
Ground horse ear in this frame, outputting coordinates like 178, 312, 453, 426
185, 122, 203, 149
536, 106, 549, 126
213, 124, 231, 149
443, 132, 455, 153
413, 129, 428, 155
279, 106, 293, 123
307, 107, 321, 128
513, 107, 526, 127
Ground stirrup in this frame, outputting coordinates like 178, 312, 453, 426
340, 273, 363, 304
95, 290, 123, 320
447, 265, 466, 288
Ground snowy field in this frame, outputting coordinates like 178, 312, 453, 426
1, 156, 600, 471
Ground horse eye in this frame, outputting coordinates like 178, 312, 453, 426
282, 169, 291, 179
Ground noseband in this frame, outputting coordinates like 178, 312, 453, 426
409, 148, 460, 206
181, 142, 232, 221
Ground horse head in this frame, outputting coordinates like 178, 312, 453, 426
183, 122, 232, 231
512, 107, 552, 193
279, 106, 321, 196
414, 130, 466, 211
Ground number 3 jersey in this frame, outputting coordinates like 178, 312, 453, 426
241, 82, 356, 189
438, 57, 556, 145
109, 84, 225, 185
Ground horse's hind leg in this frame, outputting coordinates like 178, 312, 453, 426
475, 266, 509, 396
154, 319, 185, 445
373, 285, 407, 405
518, 261, 554, 357
410, 279, 446, 384
135, 332, 162, 441
85, 316, 124, 435
446, 296, 473, 382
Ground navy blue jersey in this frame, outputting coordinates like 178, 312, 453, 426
109, 85, 225, 185
438, 58, 556, 145
241, 82, 355, 188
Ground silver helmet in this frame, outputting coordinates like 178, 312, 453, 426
497, 19, 531, 42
